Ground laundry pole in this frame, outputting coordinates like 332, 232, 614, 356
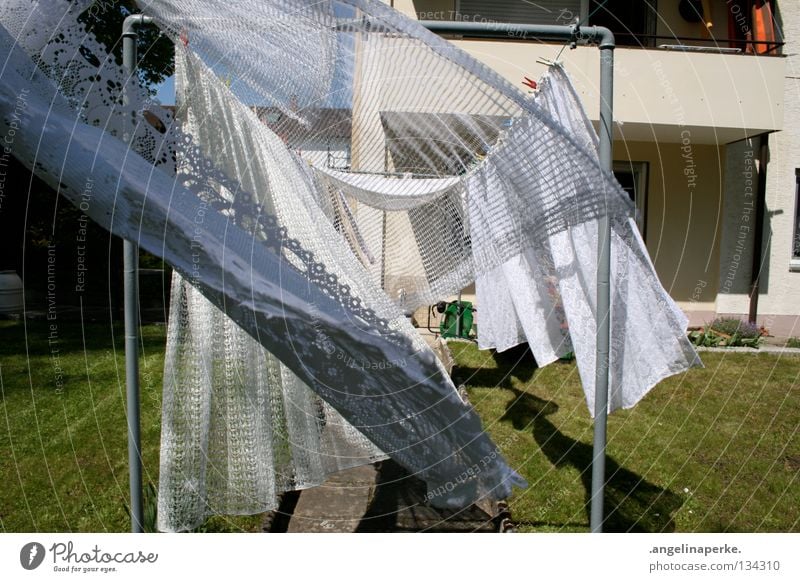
117, 14, 615, 533
593, 33, 615, 534
121, 13, 154, 534
419, 20, 616, 533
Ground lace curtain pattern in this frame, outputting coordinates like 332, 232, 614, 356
0, 0, 699, 531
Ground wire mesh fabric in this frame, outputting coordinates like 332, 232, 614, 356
158, 46, 394, 531
0, 0, 528, 532
0, 0, 702, 532
143, 0, 698, 411
474, 66, 701, 411
143, 0, 634, 310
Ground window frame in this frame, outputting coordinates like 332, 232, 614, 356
613, 160, 649, 241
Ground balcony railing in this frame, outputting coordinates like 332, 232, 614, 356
415, 2, 784, 57
432, 27, 784, 56
621, 34, 783, 55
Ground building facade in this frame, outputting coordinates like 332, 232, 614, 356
384, 0, 797, 337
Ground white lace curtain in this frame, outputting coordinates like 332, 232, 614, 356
0, 0, 699, 532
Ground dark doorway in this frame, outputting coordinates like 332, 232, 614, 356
590, 0, 657, 47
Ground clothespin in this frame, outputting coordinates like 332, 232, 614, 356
179, 28, 189, 47
536, 57, 556, 66
522, 76, 537, 90
569, 19, 580, 50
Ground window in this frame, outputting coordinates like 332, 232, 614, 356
456, 0, 584, 26
614, 161, 648, 239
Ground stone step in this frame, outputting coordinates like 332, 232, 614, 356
286, 461, 497, 533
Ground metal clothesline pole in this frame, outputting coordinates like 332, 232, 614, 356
593, 32, 615, 534
419, 20, 615, 533
122, 13, 154, 534
118, 14, 614, 533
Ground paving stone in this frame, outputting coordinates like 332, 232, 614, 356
286, 461, 497, 533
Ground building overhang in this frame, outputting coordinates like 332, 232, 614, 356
452, 40, 785, 146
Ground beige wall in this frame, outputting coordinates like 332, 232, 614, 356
711, 0, 800, 336
614, 140, 722, 310
382, 0, 798, 334
447, 40, 783, 144
392, 1, 784, 143
736, 0, 800, 328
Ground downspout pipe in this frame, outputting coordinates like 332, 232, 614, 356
748, 134, 769, 325
123, 13, 154, 37
420, 20, 615, 532
121, 13, 154, 534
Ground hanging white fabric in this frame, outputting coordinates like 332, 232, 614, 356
158, 50, 389, 531
475, 66, 701, 412
0, 0, 702, 533
313, 166, 462, 211
0, 1, 527, 532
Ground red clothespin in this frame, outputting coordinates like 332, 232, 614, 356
179, 29, 189, 48
522, 76, 537, 90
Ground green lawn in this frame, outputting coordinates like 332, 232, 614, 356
449, 342, 800, 532
0, 320, 262, 533
1, 320, 797, 532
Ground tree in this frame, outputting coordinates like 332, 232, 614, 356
0, 2, 173, 316
78, 0, 173, 88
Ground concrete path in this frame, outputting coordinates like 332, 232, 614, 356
284, 461, 498, 533
695, 345, 800, 354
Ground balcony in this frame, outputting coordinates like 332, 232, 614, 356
404, 1, 784, 53
393, 0, 785, 144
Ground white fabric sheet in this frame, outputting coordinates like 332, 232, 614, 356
1, 0, 701, 532
313, 166, 462, 211
0, 8, 526, 532
475, 67, 700, 413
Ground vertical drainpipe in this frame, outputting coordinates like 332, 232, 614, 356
591, 26, 615, 534
748, 133, 769, 324
122, 13, 154, 534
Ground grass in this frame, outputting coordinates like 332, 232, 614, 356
1, 320, 797, 532
0, 319, 262, 533
449, 342, 800, 532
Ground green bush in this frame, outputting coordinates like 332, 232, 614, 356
786, 337, 800, 349
688, 329, 722, 348
688, 317, 763, 349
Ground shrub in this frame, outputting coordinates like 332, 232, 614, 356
708, 317, 761, 339
688, 317, 763, 349
688, 329, 722, 348
786, 337, 800, 349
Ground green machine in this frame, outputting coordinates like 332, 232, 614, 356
436, 300, 475, 339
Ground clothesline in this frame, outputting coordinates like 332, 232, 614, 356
0, 0, 700, 533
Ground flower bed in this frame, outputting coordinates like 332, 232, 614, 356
688, 317, 764, 349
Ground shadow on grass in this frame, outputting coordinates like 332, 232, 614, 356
450, 343, 541, 389
455, 344, 684, 532
502, 388, 683, 532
